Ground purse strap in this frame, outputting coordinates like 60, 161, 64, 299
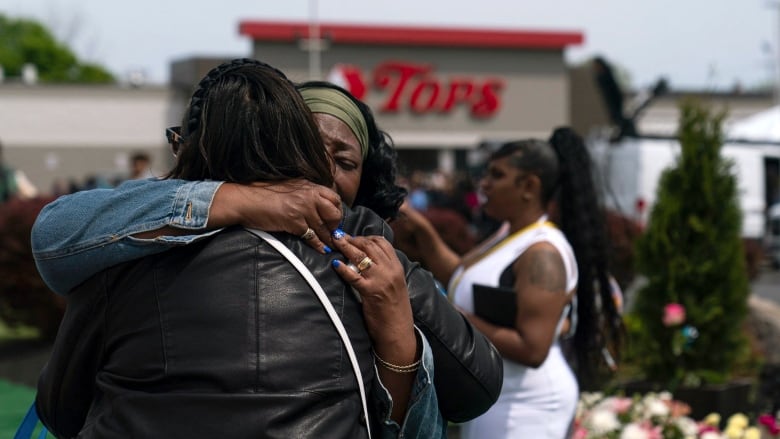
14, 402, 48, 439
246, 228, 372, 438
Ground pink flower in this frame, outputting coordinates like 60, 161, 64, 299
612, 397, 633, 414
572, 425, 589, 439
699, 424, 720, 435
758, 414, 780, 435
662, 303, 686, 326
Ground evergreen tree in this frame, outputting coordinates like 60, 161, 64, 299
632, 99, 750, 388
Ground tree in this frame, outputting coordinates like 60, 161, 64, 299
631, 99, 751, 389
0, 13, 114, 83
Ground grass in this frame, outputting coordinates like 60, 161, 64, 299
0, 379, 49, 438
0, 317, 49, 437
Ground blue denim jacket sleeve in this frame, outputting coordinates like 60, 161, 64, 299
31, 178, 223, 295
372, 327, 446, 439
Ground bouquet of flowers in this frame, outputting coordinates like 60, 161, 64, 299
571, 391, 776, 439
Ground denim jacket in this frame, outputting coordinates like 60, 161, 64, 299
31, 178, 445, 438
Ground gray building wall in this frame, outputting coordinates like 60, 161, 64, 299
0, 84, 176, 192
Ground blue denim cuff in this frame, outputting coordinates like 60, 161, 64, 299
169, 180, 224, 229
375, 326, 440, 437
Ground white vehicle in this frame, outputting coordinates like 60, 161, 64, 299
589, 136, 770, 240
586, 57, 780, 258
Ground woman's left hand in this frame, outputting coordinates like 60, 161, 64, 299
330, 230, 419, 423
329, 231, 415, 348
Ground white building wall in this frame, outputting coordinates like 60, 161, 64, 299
0, 85, 175, 192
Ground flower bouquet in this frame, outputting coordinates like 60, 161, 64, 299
571, 391, 778, 439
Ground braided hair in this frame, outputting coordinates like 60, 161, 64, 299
168, 59, 333, 187
548, 126, 622, 382
296, 81, 407, 220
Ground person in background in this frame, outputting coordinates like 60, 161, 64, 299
32, 79, 502, 424
36, 58, 442, 438
0, 139, 38, 202
128, 151, 154, 180
393, 127, 623, 438
407, 170, 430, 212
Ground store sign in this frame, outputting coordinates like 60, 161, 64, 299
328, 61, 504, 118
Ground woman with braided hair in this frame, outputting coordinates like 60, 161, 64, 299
35, 58, 446, 438
393, 127, 622, 438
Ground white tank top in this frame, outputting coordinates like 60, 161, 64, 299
449, 216, 578, 327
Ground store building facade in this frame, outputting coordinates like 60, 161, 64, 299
233, 20, 583, 175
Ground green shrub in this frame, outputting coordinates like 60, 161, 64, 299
630, 99, 751, 389
0, 197, 64, 341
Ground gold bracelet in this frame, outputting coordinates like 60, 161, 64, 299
373, 351, 421, 374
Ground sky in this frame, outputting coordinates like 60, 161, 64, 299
2, 0, 779, 92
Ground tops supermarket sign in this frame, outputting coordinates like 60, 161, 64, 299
328, 61, 504, 118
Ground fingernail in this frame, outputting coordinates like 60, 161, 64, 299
332, 228, 345, 240
323, 245, 332, 254
331, 259, 341, 268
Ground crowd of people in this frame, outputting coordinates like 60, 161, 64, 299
25, 56, 624, 438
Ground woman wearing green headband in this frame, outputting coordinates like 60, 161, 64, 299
32, 80, 503, 424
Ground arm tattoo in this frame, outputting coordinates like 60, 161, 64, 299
527, 247, 566, 292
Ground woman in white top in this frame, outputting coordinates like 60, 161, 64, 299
395, 128, 623, 438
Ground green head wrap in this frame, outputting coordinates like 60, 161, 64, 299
300, 87, 369, 159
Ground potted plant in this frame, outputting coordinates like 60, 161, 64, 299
626, 99, 755, 421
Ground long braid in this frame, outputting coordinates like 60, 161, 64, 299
549, 127, 622, 383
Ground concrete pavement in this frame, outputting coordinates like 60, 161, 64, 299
752, 267, 780, 304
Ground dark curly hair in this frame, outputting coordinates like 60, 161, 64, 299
168, 59, 333, 188
548, 126, 623, 382
296, 81, 408, 220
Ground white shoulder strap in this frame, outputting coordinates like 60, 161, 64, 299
245, 228, 372, 438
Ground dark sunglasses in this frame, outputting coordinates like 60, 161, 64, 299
165, 126, 185, 156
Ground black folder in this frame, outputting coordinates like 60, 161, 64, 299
472, 284, 516, 327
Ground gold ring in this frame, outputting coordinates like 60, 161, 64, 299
301, 228, 316, 240
356, 256, 374, 272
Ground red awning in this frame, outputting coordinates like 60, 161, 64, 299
239, 20, 583, 49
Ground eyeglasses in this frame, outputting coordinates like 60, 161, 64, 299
165, 126, 185, 156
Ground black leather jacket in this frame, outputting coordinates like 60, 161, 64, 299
37, 205, 501, 438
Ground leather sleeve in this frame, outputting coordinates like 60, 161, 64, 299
400, 250, 503, 422
344, 205, 503, 422
36, 274, 106, 438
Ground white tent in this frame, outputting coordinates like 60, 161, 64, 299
727, 105, 780, 142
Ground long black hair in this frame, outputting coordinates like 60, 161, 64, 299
168, 59, 333, 188
296, 81, 407, 220
548, 126, 623, 382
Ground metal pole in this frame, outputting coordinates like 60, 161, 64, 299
777, 3, 780, 107
771, 0, 780, 106
309, 0, 320, 81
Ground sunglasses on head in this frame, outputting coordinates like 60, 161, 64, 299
165, 126, 185, 156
